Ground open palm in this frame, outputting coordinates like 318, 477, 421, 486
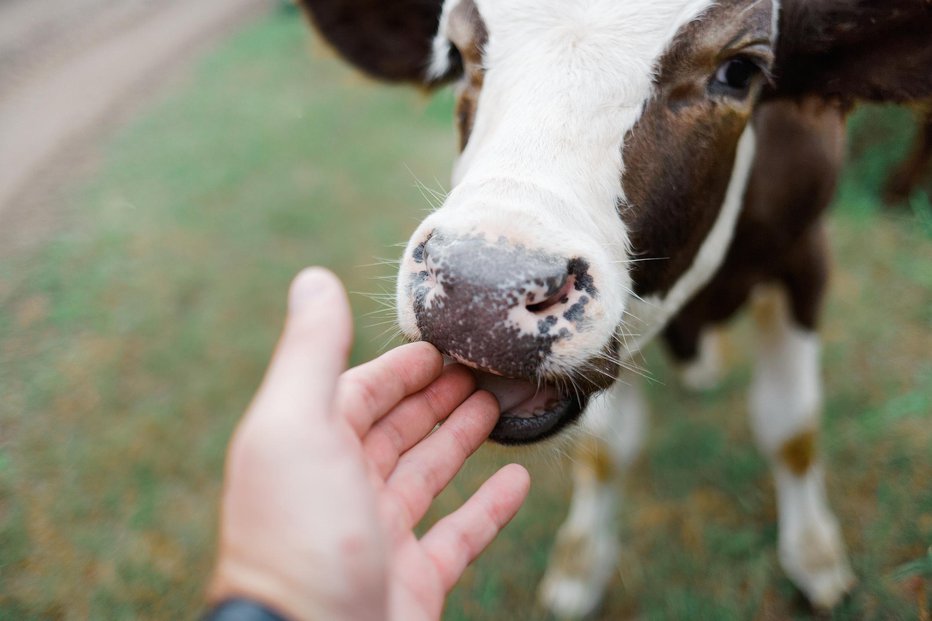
210, 268, 529, 621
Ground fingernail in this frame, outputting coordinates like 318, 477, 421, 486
288, 267, 334, 313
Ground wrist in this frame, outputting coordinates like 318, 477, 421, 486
209, 554, 387, 621
204, 598, 290, 621
208, 559, 317, 621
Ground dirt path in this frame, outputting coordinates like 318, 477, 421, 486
0, 0, 269, 247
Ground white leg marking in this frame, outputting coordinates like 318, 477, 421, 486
749, 285, 855, 609
679, 328, 725, 392
539, 375, 647, 619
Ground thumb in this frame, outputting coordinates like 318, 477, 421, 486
251, 268, 354, 423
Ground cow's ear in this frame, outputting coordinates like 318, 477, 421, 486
771, 0, 932, 103
297, 0, 461, 85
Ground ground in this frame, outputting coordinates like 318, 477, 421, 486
0, 8, 930, 621
0, 0, 265, 251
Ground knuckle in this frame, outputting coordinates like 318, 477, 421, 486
453, 526, 475, 564
380, 416, 406, 453
446, 420, 475, 459
420, 381, 447, 418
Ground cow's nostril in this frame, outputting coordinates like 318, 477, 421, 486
526, 274, 575, 314
413, 231, 435, 265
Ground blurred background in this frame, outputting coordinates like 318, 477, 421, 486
0, 2, 929, 619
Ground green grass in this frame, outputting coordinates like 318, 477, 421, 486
1, 8, 930, 620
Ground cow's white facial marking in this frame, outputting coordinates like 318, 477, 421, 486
398, 0, 777, 443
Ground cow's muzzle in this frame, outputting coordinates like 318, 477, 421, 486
400, 230, 616, 444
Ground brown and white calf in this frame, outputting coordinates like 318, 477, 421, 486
299, 0, 932, 615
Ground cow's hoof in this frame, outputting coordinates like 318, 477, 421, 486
538, 529, 617, 619
779, 517, 856, 610
678, 330, 724, 392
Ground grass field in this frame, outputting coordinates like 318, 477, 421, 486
1, 7, 930, 620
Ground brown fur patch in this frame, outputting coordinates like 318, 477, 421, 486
663, 98, 846, 364
448, 0, 486, 150
773, 0, 932, 103
548, 530, 597, 575
621, 0, 775, 296
298, 0, 458, 84
779, 429, 818, 476
577, 436, 615, 482
750, 284, 785, 337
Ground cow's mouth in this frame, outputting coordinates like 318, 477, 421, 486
471, 371, 587, 445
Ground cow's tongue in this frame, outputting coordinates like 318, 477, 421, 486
473, 371, 562, 419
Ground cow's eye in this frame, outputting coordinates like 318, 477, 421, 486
711, 57, 760, 96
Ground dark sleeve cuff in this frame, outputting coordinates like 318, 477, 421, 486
203, 598, 292, 621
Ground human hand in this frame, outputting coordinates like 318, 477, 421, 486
208, 268, 530, 621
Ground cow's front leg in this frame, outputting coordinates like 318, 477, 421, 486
749, 284, 855, 609
539, 374, 647, 618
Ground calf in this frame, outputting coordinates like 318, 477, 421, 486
298, 0, 932, 616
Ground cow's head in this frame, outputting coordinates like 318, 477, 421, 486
300, 0, 932, 444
